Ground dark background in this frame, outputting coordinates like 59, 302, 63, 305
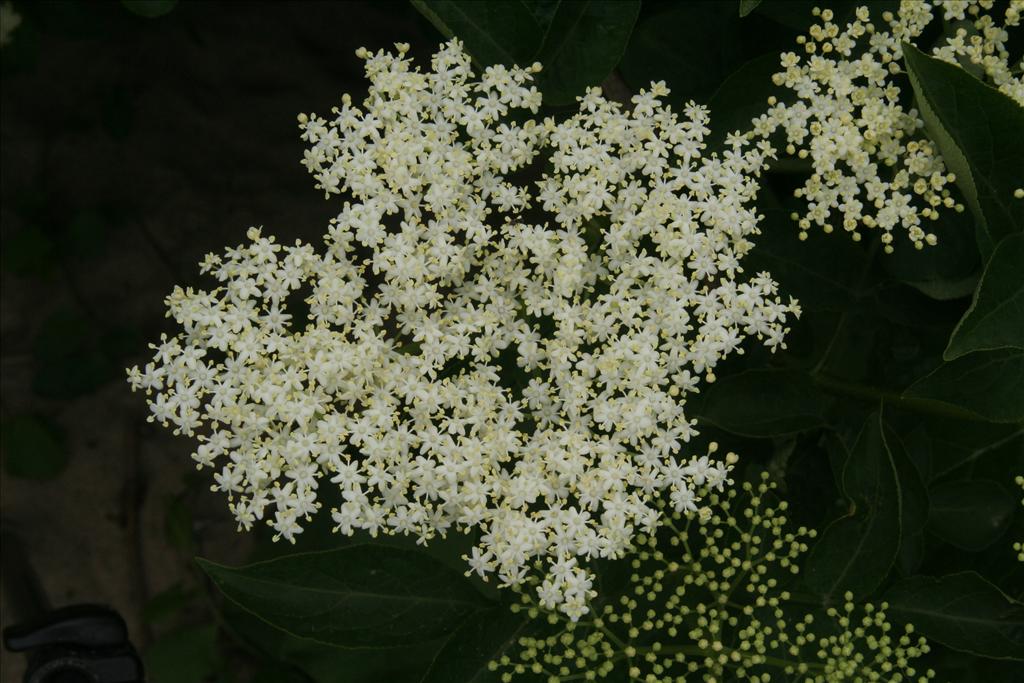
0, 2, 435, 680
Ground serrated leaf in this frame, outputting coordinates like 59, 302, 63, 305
198, 545, 490, 648
410, 1, 543, 69
804, 412, 900, 601
419, 607, 528, 683
692, 368, 828, 437
1, 414, 68, 480
534, 0, 640, 105
903, 43, 1024, 258
903, 349, 1024, 424
927, 479, 1014, 551
885, 572, 1024, 660
945, 233, 1024, 360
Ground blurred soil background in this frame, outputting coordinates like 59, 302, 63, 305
0, 2, 434, 680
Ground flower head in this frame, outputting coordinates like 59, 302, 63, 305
746, 1, 1022, 251
128, 40, 798, 617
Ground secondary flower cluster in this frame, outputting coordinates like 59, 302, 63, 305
493, 476, 934, 682
748, 0, 1021, 251
128, 40, 799, 618
933, 0, 1024, 106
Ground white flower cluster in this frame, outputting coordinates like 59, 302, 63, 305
748, 0, 1021, 252
934, 0, 1024, 105
128, 40, 799, 619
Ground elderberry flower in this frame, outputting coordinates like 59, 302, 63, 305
933, 0, 1024, 106
496, 475, 935, 682
128, 40, 799, 618
746, 1, 1022, 252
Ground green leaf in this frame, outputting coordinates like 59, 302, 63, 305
945, 233, 1024, 360
902, 43, 1024, 258
893, 411, 1024, 481
410, 1, 543, 69
927, 479, 1015, 551
885, 572, 1024, 660
738, 0, 763, 17
1, 414, 68, 480
412, 1, 638, 106
882, 205, 981, 301
745, 206, 867, 312
224, 599, 442, 683
804, 412, 900, 601
691, 368, 828, 437
884, 426, 928, 537
198, 544, 490, 648
619, 2, 742, 106
521, 0, 561, 28
121, 0, 178, 18
534, 0, 640, 105
143, 624, 219, 683
903, 349, 1024, 424
419, 607, 528, 683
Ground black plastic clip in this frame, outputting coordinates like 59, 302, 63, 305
3, 604, 144, 683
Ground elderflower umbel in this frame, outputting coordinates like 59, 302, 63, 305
933, 0, 1024, 106
128, 40, 799, 618
495, 475, 935, 682
747, 1, 1022, 252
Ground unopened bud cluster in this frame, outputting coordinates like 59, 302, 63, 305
494, 474, 933, 681
128, 40, 799, 618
